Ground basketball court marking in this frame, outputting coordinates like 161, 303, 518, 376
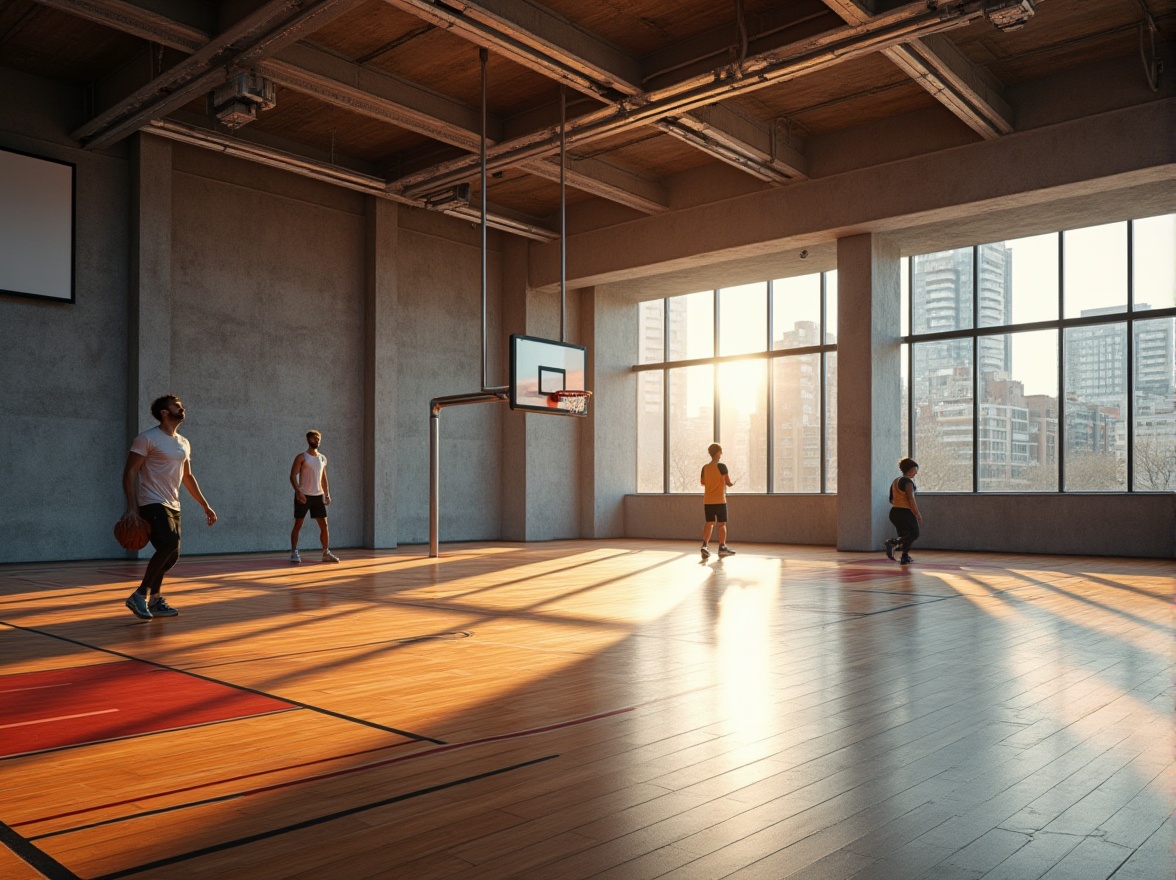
0, 821, 78, 880
0, 662, 296, 759
84, 755, 560, 880
17, 696, 707, 841
0, 621, 446, 745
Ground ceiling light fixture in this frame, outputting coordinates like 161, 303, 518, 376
983, 0, 1037, 32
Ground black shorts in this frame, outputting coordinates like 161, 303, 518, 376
294, 494, 328, 520
703, 503, 728, 523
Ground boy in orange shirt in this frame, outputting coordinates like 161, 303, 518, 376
700, 443, 736, 560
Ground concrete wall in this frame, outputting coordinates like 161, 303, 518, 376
0, 66, 507, 562
916, 493, 1176, 559
0, 69, 131, 562
622, 493, 1175, 559
166, 145, 368, 555
397, 210, 506, 545
2, 66, 1172, 563
624, 495, 838, 545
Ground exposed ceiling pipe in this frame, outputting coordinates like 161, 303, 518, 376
393, 1, 987, 196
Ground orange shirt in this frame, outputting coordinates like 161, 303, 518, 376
889, 476, 916, 509
701, 461, 730, 504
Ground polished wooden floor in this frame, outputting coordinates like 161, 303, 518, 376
0, 541, 1171, 880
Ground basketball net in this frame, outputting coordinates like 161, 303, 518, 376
549, 389, 592, 415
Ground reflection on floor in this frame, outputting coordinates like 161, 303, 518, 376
0, 541, 1171, 880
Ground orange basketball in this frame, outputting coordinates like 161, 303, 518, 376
114, 517, 151, 551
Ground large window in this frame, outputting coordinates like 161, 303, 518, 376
636, 274, 837, 493
903, 214, 1176, 492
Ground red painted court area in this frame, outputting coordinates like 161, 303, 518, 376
0, 661, 294, 758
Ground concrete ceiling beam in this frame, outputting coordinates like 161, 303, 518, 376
263, 46, 666, 213
383, 0, 807, 186
658, 104, 809, 182
262, 43, 495, 150
821, 0, 1014, 138
146, 115, 558, 240
885, 35, 1014, 137
383, 0, 642, 100
391, 1, 986, 196
30, 0, 210, 51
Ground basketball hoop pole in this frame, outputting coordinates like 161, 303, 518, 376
429, 391, 507, 557
428, 48, 510, 559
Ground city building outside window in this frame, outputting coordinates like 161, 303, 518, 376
903, 214, 1176, 493
636, 274, 838, 494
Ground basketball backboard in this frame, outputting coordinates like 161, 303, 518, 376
509, 334, 588, 416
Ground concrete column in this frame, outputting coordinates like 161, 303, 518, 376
128, 133, 172, 436
499, 236, 587, 541
581, 285, 634, 538
836, 233, 902, 551
363, 197, 399, 547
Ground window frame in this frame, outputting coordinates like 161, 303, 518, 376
903, 217, 1176, 493
635, 275, 838, 494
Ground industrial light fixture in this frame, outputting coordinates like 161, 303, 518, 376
983, 0, 1036, 31
209, 72, 276, 129
422, 183, 471, 210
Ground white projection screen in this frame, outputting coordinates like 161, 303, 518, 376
0, 147, 75, 302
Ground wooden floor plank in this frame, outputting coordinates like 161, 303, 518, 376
0, 541, 1170, 880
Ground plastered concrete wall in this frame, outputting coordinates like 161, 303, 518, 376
624, 495, 838, 545
914, 493, 1176, 559
167, 145, 367, 555
582, 286, 635, 538
396, 209, 506, 545
0, 69, 131, 563
519, 284, 585, 540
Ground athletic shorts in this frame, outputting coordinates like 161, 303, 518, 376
294, 494, 328, 520
703, 503, 728, 523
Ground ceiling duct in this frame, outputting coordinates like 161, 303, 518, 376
209, 72, 277, 129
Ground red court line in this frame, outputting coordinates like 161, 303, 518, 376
0, 662, 294, 759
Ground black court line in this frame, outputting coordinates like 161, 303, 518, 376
15, 736, 422, 829
29, 706, 635, 840
0, 707, 300, 763
0, 821, 80, 880
88, 755, 559, 880
0, 621, 447, 745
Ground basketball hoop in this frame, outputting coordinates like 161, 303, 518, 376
549, 389, 592, 415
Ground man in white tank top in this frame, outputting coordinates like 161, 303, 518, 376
120, 394, 217, 619
289, 430, 339, 563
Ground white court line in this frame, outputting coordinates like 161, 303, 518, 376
0, 709, 119, 730
0, 683, 73, 694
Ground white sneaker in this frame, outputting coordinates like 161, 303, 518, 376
290, 550, 301, 564
322, 551, 340, 563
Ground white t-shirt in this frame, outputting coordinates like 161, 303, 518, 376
130, 426, 191, 510
296, 451, 327, 496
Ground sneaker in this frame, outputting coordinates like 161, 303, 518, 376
148, 595, 179, 617
899, 555, 913, 565
125, 591, 152, 620
884, 539, 897, 561
701, 545, 710, 560
322, 551, 340, 563
290, 550, 301, 564
718, 545, 736, 557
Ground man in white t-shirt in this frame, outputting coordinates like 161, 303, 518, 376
119, 395, 217, 619
289, 430, 339, 564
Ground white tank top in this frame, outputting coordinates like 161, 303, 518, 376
297, 451, 327, 496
